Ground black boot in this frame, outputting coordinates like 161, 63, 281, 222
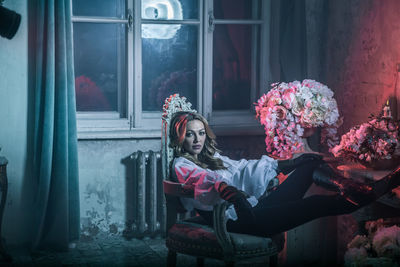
312, 163, 374, 206
313, 164, 400, 206
370, 165, 400, 198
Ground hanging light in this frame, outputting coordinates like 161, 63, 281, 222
142, 0, 182, 39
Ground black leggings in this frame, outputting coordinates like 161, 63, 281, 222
225, 160, 358, 237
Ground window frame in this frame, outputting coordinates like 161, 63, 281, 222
72, 0, 271, 139
138, 0, 203, 131
72, 8, 134, 137
203, 0, 269, 134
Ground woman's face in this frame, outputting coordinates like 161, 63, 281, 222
183, 119, 206, 158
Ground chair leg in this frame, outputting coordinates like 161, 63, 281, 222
167, 250, 177, 267
196, 257, 204, 267
269, 254, 278, 267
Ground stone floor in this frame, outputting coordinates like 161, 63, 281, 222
1, 233, 273, 267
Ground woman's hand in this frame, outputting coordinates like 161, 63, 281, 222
293, 152, 340, 163
217, 183, 255, 222
218, 184, 249, 202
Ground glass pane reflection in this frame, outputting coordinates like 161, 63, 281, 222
141, 0, 198, 20
214, 0, 260, 20
73, 23, 126, 112
72, 0, 125, 18
212, 24, 259, 110
142, 24, 198, 111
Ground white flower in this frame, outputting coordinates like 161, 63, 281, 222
291, 98, 303, 116
372, 225, 400, 258
347, 235, 370, 249
344, 247, 368, 266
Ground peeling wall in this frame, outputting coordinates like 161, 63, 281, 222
323, 0, 400, 262
325, 0, 400, 133
77, 139, 161, 240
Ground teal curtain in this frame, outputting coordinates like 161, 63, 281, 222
32, 0, 80, 251
279, 0, 307, 82
268, 0, 307, 83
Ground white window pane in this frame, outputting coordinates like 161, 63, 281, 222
212, 24, 259, 110
141, 0, 198, 20
142, 24, 198, 111
72, 0, 125, 18
73, 23, 126, 113
214, 0, 261, 20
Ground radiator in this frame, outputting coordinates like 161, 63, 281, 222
127, 150, 166, 238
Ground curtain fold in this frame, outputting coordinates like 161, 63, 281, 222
269, 0, 307, 83
32, 0, 79, 251
279, 0, 307, 82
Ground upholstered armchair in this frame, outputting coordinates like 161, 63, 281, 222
161, 94, 284, 267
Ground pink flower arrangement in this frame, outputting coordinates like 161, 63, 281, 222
345, 219, 400, 265
255, 79, 341, 159
331, 116, 400, 168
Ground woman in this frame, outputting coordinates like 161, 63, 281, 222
169, 111, 400, 237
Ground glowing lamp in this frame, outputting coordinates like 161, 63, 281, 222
142, 0, 183, 39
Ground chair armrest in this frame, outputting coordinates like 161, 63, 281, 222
163, 180, 195, 229
213, 202, 234, 257
212, 178, 281, 257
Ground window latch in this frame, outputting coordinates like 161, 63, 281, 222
127, 9, 133, 32
208, 11, 215, 32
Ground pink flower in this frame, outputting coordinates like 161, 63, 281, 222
273, 106, 288, 120
281, 87, 296, 109
255, 79, 340, 159
331, 116, 400, 164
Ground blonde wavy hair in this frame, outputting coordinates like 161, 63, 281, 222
169, 111, 226, 170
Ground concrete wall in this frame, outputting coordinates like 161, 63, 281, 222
0, 0, 33, 245
325, 0, 400, 132
323, 0, 400, 262
78, 139, 161, 239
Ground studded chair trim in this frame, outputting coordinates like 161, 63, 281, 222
166, 220, 279, 260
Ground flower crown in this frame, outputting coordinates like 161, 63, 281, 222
255, 79, 341, 159
161, 94, 196, 122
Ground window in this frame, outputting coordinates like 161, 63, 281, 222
72, 0, 269, 138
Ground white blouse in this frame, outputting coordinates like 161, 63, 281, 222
171, 153, 278, 220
